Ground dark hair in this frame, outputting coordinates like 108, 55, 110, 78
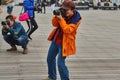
6, 15, 14, 21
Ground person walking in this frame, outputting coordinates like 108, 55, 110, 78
2, 15, 29, 54
23, 0, 38, 40
43, 0, 82, 80
41, 0, 46, 14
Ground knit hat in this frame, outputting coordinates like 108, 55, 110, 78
62, 0, 76, 10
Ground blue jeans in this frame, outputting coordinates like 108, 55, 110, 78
7, 6, 13, 14
47, 40, 69, 80
3, 35, 28, 49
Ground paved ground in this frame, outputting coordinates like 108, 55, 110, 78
0, 6, 120, 80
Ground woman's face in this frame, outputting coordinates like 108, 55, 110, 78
61, 6, 74, 18
65, 9, 74, 17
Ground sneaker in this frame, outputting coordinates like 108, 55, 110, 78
42, 77, 53, 80
22, 48, 28, 54
6, 46, 17, 51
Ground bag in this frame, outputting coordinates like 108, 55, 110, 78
19, 12, 29, 21
18, 7, 29, 21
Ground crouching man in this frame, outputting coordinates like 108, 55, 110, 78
2, 15, 29, 54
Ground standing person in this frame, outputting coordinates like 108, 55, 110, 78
43, 0, 82, 80
6, 0, 14, 14
2, 15, 29, 54
50, 0, 56, 11
41, 0, 46, 14
23, 0, 38, 40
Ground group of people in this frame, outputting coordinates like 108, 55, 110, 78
1, 0, 39, 54
1, 0, 82, 80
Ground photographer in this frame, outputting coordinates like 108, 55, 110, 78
2, 15, 29, 54
43, 0, 82, 80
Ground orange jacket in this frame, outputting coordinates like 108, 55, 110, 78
48, 11, 82, 56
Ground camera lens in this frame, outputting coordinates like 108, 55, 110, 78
53, 9, 61, 15
59, 8, 66, 17
1, 21, 10, 25
1, 21, 6, 25
53, 8, 66, 17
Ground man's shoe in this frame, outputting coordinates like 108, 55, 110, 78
22, 48, 28, 54
42, 77, 53, 80
6, 46, 17, 51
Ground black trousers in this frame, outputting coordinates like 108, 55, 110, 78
26, 17, 38, 37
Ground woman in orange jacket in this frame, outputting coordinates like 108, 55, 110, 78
44, 0, 82, 80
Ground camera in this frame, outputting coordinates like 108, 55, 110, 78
53, 8, 66, 17
1, 21, 10, 25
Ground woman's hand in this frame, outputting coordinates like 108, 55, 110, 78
55, 14, 62, 20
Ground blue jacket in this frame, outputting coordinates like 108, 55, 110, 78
2, 22, 28, 39
24, 0, 34, 17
